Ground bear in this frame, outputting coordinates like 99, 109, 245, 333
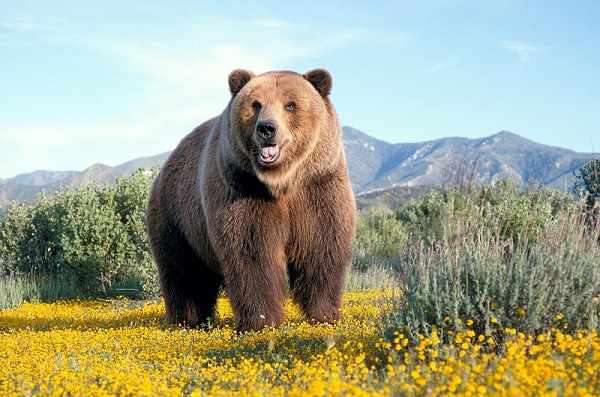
146, 68, 356, 332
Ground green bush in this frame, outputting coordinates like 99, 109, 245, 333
351, 210, 407, 291
573, 157, 600, 222
380, 181, 600, 348
0, 167, 159, 299
353, 178, 580, 298
481, 178, 575, 244
0, 193, 64, 276
395, 177, 575, 248
395, 190, 452, 246
385, 203, 600, 347
354, 211, 407, 262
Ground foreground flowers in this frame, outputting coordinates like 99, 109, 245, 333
1, 292, 599, 396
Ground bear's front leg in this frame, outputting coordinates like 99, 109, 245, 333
210, 199, 290, 332
288, 184, 355, 325
223, 250, 288, 332
288, 251, 349, 325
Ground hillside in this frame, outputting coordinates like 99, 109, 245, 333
0, 154, 169, 212
0, 128, 594, 213
345, 129, 591, 194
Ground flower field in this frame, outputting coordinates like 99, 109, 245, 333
1, 291, 599, 396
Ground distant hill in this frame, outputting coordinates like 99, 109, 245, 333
114, 152, 171, 175
0, 170, 78, 186
0, 154, 169, 212
345, 128, 592, 194
0, 128, 594, 213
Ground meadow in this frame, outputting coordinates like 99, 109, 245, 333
1, 291, 599, 396
1, 163, 600, 396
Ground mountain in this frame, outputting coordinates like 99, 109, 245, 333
0, 154, 169, 212
114, 152, 171, 175
0, 128, 595, 213
346, 129, 592, 194
1, 170, 78, 186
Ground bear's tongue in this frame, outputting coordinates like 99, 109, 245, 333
260, 144, 279, 162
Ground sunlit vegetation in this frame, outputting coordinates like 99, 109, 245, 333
1, 292, 599, 396
1, 160, 600, 395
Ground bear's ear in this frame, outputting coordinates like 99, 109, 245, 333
304, 69, 332, 97
228, 69, 254, 96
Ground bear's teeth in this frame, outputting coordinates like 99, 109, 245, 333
261, 144, 278, 158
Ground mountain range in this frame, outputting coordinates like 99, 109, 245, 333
0, 128, 594, 213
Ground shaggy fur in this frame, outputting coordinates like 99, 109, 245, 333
146, 69, 355, 332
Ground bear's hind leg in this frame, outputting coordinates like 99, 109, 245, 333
153, 233, 222, 328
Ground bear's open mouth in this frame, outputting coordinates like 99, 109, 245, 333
259, 143, 281, 164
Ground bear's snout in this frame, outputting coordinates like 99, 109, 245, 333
255, 120, 283, 165
256, 120, 277, 140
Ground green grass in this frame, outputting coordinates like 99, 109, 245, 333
0, 274, 78, 309
0, 274, 148, 310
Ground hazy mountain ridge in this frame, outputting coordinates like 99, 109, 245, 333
0, 128, 594, 212
0, 154, 170, 212
0, 170, 78, 187
348, 129, 592, 194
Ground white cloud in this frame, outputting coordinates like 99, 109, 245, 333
0, 7, 377, 177
74, 17, 368, 127
501, 40, 548, 62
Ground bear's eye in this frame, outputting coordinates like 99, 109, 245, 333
285, 102, 296, 112
252, 100, 262, 110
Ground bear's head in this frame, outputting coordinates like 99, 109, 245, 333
226, 69, 341, 195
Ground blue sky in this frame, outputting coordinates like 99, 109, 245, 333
1, 1, 599, 179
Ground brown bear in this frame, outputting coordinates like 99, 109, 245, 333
146, 68, 355, 332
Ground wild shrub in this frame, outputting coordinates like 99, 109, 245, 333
382, 182, 600, 348
352, 210, 407, 291
354, 211, 406, 262
573, 157, 600, 222
396, 189, 459, 246
0, 193, 65, 276
396, 177, 574, 248
481, 178, 575, 243
0, 167, 159, 298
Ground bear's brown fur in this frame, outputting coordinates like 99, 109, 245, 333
146, 69, 355, 332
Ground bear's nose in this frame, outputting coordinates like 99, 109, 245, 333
256, 120, 277, 139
